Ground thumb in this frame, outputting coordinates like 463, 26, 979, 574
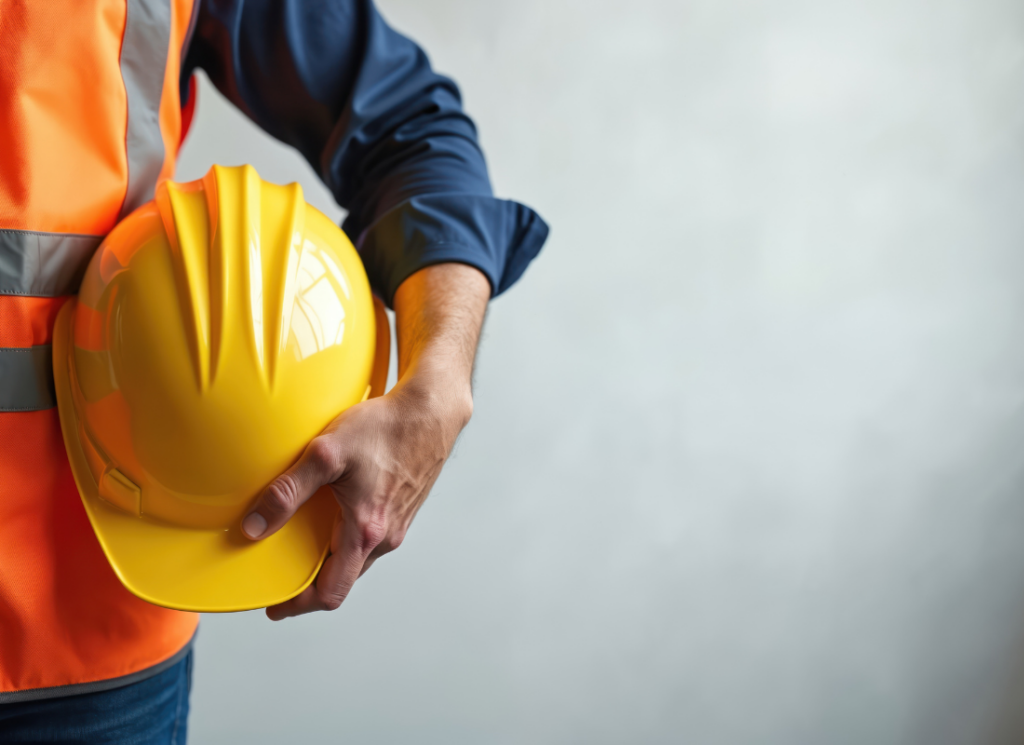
242, 436, 344, 540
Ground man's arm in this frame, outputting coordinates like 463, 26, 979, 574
183, 0, 548, 306
183, 0, 547, 617
239, 263, 490, 619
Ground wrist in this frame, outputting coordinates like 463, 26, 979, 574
398, 359, 474, 431
389, 262, 489, 434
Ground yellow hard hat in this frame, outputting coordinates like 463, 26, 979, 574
53, 164, 389, 613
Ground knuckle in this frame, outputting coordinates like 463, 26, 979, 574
306, 437, 341, 478
317, 588, 345, 612
262, 478, 300, 516
356, 516, 388, 552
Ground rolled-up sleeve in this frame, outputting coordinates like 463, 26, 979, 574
182, 0, 548, 305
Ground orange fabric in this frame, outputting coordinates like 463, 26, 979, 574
0, 0, 200, 695
0, 0, 128, 235
0, 411, 198, 693
0, 296, 68, 347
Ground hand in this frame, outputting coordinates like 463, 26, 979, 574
240, 263, 490, 620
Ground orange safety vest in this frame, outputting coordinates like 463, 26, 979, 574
0, 0, 200, 699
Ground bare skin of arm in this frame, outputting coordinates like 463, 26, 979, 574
240, 262, 491, 620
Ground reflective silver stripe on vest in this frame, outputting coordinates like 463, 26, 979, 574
0, 346, 55, 412
119, 0, 171, 219
1, 0, 171, 412
0, 231, 97, 410
0, 229, 102, 298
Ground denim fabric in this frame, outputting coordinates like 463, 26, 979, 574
0, 650, 193, 744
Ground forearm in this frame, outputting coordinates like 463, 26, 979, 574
391, 263, 491, 426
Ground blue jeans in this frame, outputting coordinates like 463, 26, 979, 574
0, 650, 192, 744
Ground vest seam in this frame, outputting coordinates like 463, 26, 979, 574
115, 0, 133, 220
0, 228, 103, 240
0, 291, 73, 297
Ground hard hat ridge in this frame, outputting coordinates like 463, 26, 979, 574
155, 163, 310, 392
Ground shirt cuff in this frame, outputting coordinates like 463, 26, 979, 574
350, 194, 549, 307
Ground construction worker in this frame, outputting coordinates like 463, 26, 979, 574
0, 0, 547, 741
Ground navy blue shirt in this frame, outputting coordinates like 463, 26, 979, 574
182, 0, 547, 306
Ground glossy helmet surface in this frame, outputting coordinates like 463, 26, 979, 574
54, 164, 389, 612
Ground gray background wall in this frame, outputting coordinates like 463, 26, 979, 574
175, 0, 1024, 742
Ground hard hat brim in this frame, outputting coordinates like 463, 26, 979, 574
53, 300, 337, 613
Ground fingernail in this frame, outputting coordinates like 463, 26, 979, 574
242, 512, 268, 539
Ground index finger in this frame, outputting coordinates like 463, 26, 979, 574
242, 435, 343, 540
